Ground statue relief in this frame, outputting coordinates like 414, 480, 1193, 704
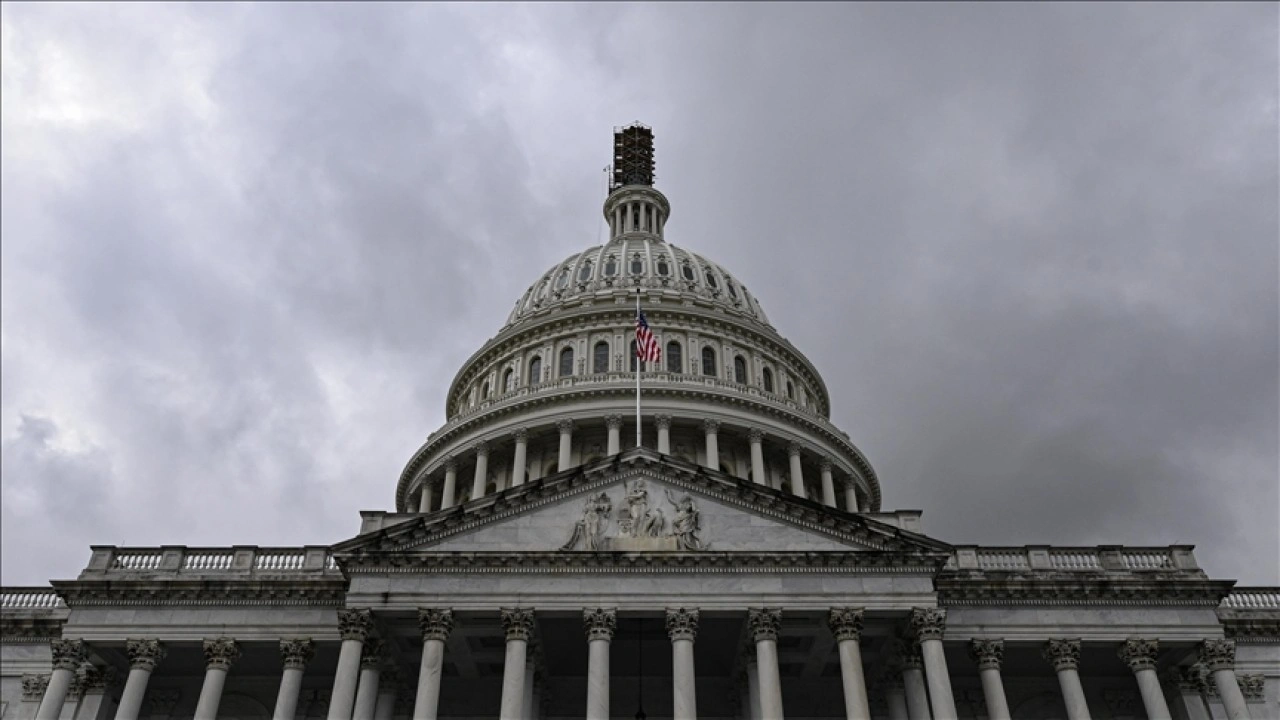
561, 480, 706, 551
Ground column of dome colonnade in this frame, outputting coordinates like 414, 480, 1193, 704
407, 417, 871, 514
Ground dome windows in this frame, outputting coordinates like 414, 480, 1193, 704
528, 357, 543, 385
555, 269, 570, 290
593, 341, 610, 374
734, 356, 747, 385
786, 380, 795, 400
725, 279, 738, 300
704, 267, 719, 289
701, 346, 717, 377
763, 367, 774, 393
559, 347, 575, 377
481, 380, 490, 399
503, 369, 515, 393
666, 341, 682, 373
578, 261, 593, 283
682, 263, 696, 281
656, 257, 670, 276
630, 255, 644, 276
604, 256, 618, 277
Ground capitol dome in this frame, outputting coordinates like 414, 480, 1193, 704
396, 125, 881, 515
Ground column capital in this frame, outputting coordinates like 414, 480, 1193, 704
1239, 674, 1265, 700
501, 608, 536, 641
703, 418, 721, 434
80, 665, 115, 693
556, 418, 575, 434
378, 666, 400, 687
748, 427, 765, 443
583, 607, 617, 641
819, 458, 833, 472
513, 427, 529, 443
443, 456, 457, 472
828, 607, 864, 642
895, 638, 925, 670
1163, 663, 1210, 693
418, 608, 455, 642
125, 638, 166, 671
605, 415, 624, 430
786, 440, 802, 457
968, 639, 1004, 670
202, 637, 240, 671
655, 414, 672, 430
22, 674, 49, 701
666, 607, 700, 641
1198, 638, 1235, 671
472, 441, 490, 457
1043, 638, 1081, 671
359, 637, 384, 670
338, 608, 373, 641
50, 638, 88, 671
909, 607, 947, 641
280, 638, 316, 670
748, 608, 782, 642
1118, 638, 1159, 672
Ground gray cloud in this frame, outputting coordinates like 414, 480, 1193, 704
2, 3, 1275, 585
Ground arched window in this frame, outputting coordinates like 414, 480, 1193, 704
786, 380, 794, 400
528, 357, 542, 385
666, 341, 682, 373
503, 369, 514, 393
734, 356, 747, 384
578, 261, 593, 283
559, 347, 575, 377
763, 367, 774, 392
702, 346, 717, 377
481, 381, 489, 399
593, 341, 610, 374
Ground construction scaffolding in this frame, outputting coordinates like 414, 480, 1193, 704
611, 123, 655, 189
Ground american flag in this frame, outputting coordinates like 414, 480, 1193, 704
635, 311, 662, 363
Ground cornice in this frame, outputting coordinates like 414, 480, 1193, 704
1, 617, 66, 643
49, 579, 348, 608
397, 382, 880, 512
937, 574, 1235, 607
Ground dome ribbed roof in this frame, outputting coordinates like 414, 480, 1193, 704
504, 238, 770, 330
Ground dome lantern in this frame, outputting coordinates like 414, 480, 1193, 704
605, 123, 670, 243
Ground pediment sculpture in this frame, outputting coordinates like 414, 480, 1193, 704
561, 479, 705, 551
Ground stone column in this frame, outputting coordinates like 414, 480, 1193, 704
440, 459, 458, 509
703, 419, 721, 471
667, 608, 700, 720
968, 640, 1010, 720
499, 609, 535, 720
523, 646, 537, 720
23, 676, 49, 716
328, 609, 372, 720
557, 419, 574, 470
1199, 640, 1252, 720
194, 637, 239, 720
584, 608, 616, 720
787, 442, 806, 498
829, 608, 871, 720
114, 639, 165, 720
75, 665, 116, 720
820, 461, 837, 508
471, 442, 490, 500
413, 609, 454, 720
354, 638, 384, 720
910, 609, 957, 720
35, 639, 86, 720
511, 429, 529, 486
273, 639, 315, 720
748, 429, 767, 485
417, 483, 434, 513
1043, 639, 1091, 720
606, 416, 623, 456
656, 415, 672, 454
749, 608, 784, 720
1163, 665, 1212, 720
898, 643, 933, 720
745, 657, 763, 720
882, 677, 910, 720
373, 668, 398, 720
1118, 639, 1172, 720
845, 485, 860, 513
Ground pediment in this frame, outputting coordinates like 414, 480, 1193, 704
335, 451, 952, 561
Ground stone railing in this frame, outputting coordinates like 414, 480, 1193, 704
82, 546, 341, 578
0, 587, 66, 610
1220, 588, 1280, 610
946, 545, 1199, 573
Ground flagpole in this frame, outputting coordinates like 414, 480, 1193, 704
635, 288, 642, 449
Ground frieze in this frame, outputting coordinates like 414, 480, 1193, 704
1222, 618, 1280, 642
50, 579, 347, 607
1, 617, 66, 643
561, 479, 705, 551
937, 576, 1233, 607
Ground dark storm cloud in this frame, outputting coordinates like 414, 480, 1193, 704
2, 3, 1275, 585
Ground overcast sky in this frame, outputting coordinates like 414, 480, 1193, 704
2, 3, 1276, 587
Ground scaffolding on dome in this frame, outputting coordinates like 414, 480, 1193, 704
611, 123, 655, 190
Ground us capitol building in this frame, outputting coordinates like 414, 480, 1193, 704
2, 126, 1276, 720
